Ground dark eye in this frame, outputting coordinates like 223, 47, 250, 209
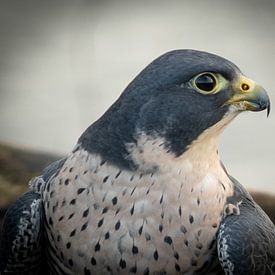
194, 73, 217, 93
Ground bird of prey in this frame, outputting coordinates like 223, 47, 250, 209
0, 49, 274, 275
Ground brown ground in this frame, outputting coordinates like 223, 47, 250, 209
0, 143, 274, 227
0, 143, 60, 208
250, 192, 275, 224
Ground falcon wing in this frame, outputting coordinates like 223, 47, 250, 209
0, 191, 46, 274
0, 157, 66, 274
217, 179, 275, 275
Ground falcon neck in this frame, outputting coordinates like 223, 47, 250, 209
126, 131, 222, 176
78, 106, 237, 173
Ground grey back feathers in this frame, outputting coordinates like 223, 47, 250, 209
0, 192, 46, 274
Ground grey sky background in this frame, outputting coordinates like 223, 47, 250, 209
0, 0, 274, 193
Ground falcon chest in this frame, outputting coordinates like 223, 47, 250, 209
44, 137, 234, 274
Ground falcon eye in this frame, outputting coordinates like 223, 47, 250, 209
193, 73, 217, 93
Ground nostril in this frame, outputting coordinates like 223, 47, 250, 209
241, 83, 250, 91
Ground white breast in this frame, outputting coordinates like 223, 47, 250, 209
42, 132, 234, 274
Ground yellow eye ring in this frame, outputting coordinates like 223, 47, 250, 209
193, 72, 218, 94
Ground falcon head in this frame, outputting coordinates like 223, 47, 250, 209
79, 50, 270, 170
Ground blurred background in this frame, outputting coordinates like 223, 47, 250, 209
0, 0, 274, 218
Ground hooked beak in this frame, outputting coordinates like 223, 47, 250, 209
225, 76, 271, 117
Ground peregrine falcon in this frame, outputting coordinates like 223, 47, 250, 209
1, 50, 274, 275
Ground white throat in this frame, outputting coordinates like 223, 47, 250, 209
126, 111, 238, 194
130, 113, 236, 165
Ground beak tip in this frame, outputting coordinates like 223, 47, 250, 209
267, 104, 271, 118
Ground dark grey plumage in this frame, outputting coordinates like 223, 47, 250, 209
0, 192, 45, 274
218, 178, 275, 275
0, 159, 67, 275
